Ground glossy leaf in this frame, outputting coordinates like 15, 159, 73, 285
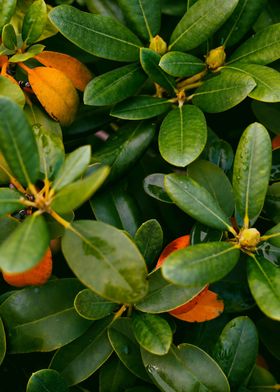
51, 166, 109, 213
162, 241, 240, 287
164, 173, 232, 231
22, 0, 47, 45
0, 216, 19, 244
247, 255, 280, 320
132, 312, 172, 355
62, 220, 148, 304
187, 159, 235, 217
228, 23, 280, 65
0, 279, 91, 353
26, 369, 68, 392
264, 182, 280, 224
159, 105, 207, 167
192, 69, 256, 113
226, 64, 280, 102
0, 188, 23, 216
140, 48, 176, 93
52, 146, 91, 191
118, 0, 161, 41
50, 316, 113, 385
49, 5, 142, 62
8, 44, 45, 62
111, 96, 172, 120
0, 76, 25, 107
248, 365, 278, 390
90, 181, 141, 236
91, 121, 156, 183
0, 317, 6, 366
0, 214, 50, 273
232, 122, 271, 226
134, 219, 163, 267
159, 51, 205, 77
0, 0, 16, 33
207, 139, 234, 172
256, 241, 280, 268
135, 269, 205, 313
143, 173, 173, 203
0, 97, 40, 186
108, 318, 149, 381
142, 343, 230, 392
35, 50, 92, 91
2, 23, 17, 50
84, 64, 146, 106
264, 222, 280, 247
212, 316, 258, 389
191, 222, 223, 245
215, 0, 267, 48
169, 0, 239, 51
74, 289, 118, 320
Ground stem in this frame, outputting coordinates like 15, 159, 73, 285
113, 304, 127, 321
260, 232, 280, 242
18, 62, 32, 74
228, 226, 238, 237
182, 81, 203, 92
50, 210, 71, 229
177, 69, 207, 89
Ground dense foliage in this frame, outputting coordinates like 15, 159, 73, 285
0, 0, 280, 390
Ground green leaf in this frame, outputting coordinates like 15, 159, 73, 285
187, 159, 235, 217
2, 23, 17, 50
135, 269, 205, 313
159, 105, 207, 167
90, 181, 140, 237
0, 0, 16, 33
192, 69, 256, 113
257, 317, 280, 360
0, 214, 50, 273
142, 343, 230, 392
52, 145, 91, 192
51, 166, 109, 213
22, 0, 47, 45
162, 241, 240, 287
206, 139, 234, 172
212, 316, 258, 389
0, 279, 91, 353
191, 222, 223, 245
62, 220, 148, 304
111, 96, 172, 120
264, 222, 280, 247
26, 369, 68, 392
0, 317, 6, 366
232, 122, 272, 226
91, 121, 156, 183
226, 64, 280, 103
0, 188, 23, 216
108, 318, 150, 381
0, 97, 40, 186
134, 219, 163, 267
248, 365, 278, 390
215, 0, 267, 48
252, 101, 280, 135
0, 216, 19, 244
0, 76, 25, 107
50, 316, 113, 386
140, 48, 176, 93
228, 23, 280, 65
132, 312, 172, 355
159, 51, 205, 77
143, 173, 173, 203
247, 255, 280, 320
84, 64, 146, 107
49, 5, 142, 62
164, 173, 232, 231
25, 105, 64, 179
117, 0, 161, 41
169, 0, 239, 51
74, 289, 118, 320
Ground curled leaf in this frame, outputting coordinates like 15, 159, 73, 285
35, 51, 92, 91
27, 66, 79, 126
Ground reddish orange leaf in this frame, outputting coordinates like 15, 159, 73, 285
156, 235, 190, 269
169, 285, 209, 314
169, 290, 224, 322
26, 66, 79, 126
272, 134, 280, 150
0, 55, 8, 68
256, 354, 269, 370
35, 51, 92, 91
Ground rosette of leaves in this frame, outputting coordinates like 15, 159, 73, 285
48, 0, 280, 168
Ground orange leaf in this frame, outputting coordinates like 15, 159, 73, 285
35, 51, 92, 91
272, 134, 280, 150
169, 285, 209, 314
156, 234, 190, 269
0, 55, 8, 68
169, 290, 224, 322
27, 66, 79, 126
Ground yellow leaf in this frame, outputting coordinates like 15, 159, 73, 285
27, 66, 79, 126
35, 51, 92, 91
